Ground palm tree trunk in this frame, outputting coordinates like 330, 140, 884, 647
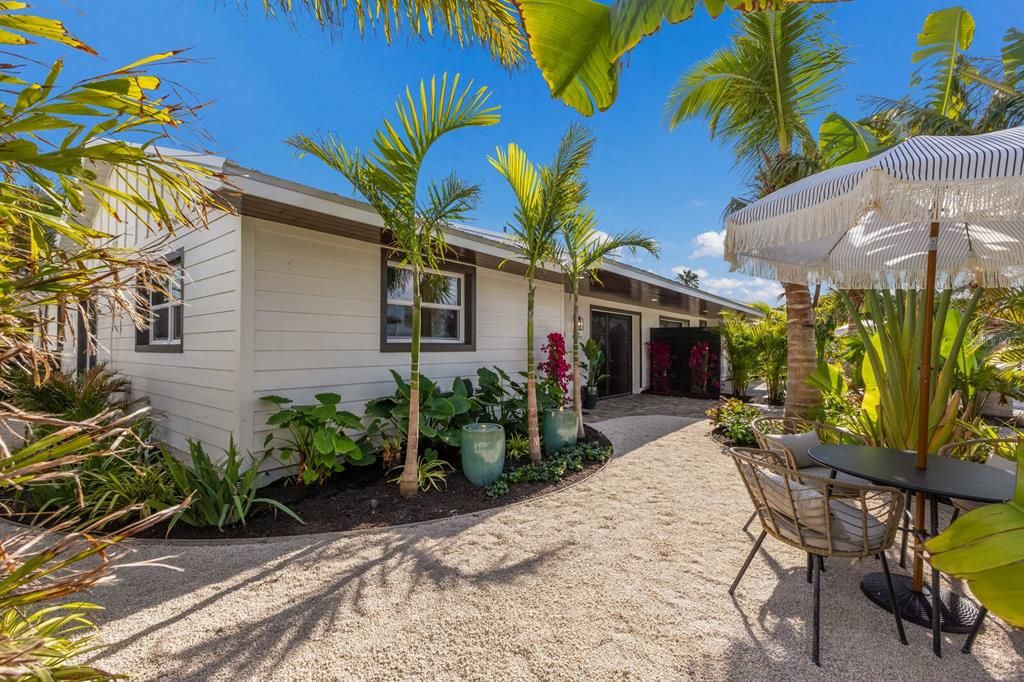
783, 282, 822, 418
526, 280, 542, 463
399, 274, 421, 497
572, 290, 584, 439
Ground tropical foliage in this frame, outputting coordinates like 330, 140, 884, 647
261, 393, 375, 484
666, 4, 854, 419
289, 73, 499, 495
514, 0, 841, 115
162, 439, 302, 530
720, 311, 758, 398
0, 4, 223, 677
490, 124, 591, 462
926, 440, 1024, 628
261, 0, 527, 68
863, 6, 1024, 139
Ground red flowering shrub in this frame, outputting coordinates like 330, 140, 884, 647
688, 342, 719, 398
647, 340, 672, 395
538, 332, 570, 395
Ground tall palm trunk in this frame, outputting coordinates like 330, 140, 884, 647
399, 274, 421, 496
526, 280, 542, 463
571, 290, 585, 439
783, 282, 821, 418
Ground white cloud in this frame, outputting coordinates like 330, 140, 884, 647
701, 275, 784, 305
689, 199, 709, 208
689, 229, 726, 259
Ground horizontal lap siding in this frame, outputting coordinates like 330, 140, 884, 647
81, 176, 242, 454
248, 218, 565, 443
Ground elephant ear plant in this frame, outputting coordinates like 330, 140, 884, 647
364, 371, 475, 453
926, 440, 1024, 627
261, 393, 376, 484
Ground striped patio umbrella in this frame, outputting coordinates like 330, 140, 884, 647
725, 127, 1024, 291
724, 126, 1024, 601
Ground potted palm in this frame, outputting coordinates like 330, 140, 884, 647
580, 338, 607, 411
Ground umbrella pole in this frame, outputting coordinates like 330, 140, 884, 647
912, 219, 940, 593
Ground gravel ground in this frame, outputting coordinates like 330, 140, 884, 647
86, 416, 1023, 681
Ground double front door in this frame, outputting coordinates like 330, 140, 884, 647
590, 310, 632, 397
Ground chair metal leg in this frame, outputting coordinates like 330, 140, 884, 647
729, 530, 766, 595
742, 510, 756, 532
950, 506, 961, 525
962, 607, 987, 655
812, 555, 822, 667
806, 553, 813, 583
879, 551, 908, 645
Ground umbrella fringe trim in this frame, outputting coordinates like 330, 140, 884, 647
725, 170, 1024, 273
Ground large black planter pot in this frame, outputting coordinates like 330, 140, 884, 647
581, 385, 599, 410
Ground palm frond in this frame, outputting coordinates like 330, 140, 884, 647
262, 0, 527, 68
665, 5, 847, 168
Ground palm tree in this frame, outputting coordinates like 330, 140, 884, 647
664, 5, 847, 418
289, 74, 500, 496
562, 211, 658, 438
490, 125, 591, 462
675, 268, 700, 288
261, 0, 527, 68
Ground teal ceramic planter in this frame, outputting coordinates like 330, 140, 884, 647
543, 408, 578, 454
460, 423, 505, 486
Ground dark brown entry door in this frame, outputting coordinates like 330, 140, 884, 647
590, 310, 632, 397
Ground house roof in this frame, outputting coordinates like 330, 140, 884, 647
127, 155, 761, 318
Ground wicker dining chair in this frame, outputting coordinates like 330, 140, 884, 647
728, 447, 907, 666
751, 417, 869, 485
937, 438, 1020, 519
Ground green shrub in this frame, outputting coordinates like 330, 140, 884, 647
486, 441, 611, 497
706, 398, 762, 446
162, 439, 303, 530
262, 392, 376, 484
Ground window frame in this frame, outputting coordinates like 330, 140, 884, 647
380, 250, 476, 353
135, 248, 184, 353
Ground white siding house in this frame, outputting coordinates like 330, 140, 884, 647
68, 157, 761, 471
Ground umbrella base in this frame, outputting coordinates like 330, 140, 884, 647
861, 572, 979, 633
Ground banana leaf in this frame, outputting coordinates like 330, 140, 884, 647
925, 446, 1024, 627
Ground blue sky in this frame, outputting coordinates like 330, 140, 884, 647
38, 0, 1022, 302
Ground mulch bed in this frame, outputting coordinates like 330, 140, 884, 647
134, 425, 613, 540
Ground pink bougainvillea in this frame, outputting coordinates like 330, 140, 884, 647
688, 342, 719, 398
538, 332, 570, 394
647, 340, 673, 395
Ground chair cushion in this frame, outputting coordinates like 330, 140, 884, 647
758, 472, 888, 554
799, 466, 869, 486
764, 430, 821, 468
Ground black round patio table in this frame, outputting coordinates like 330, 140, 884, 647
807, 444, 1015, 656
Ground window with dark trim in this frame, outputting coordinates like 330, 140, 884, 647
380, 251, 475, 352
136, 249, 184, 353
659, 317, 690, 328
